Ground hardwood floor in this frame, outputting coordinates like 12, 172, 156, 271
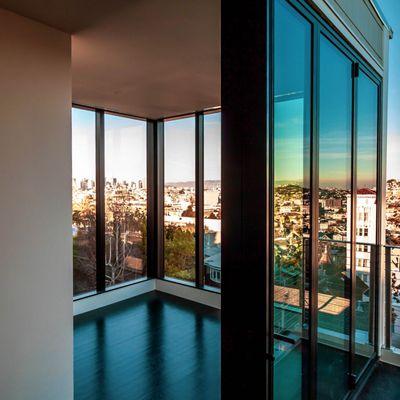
74, 291, 220, 400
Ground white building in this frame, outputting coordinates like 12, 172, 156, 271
346, 188, 377, 283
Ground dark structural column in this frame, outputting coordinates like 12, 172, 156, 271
95, 109, 106, 292
156, 120, 165, 278
146, 119, 157, 279
221, 0, 271, 398
195, 112, 205, 288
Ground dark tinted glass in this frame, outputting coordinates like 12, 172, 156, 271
273, 1, 311, 398
317, 37, 352, 400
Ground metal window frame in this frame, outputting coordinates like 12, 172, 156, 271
159, 110, 222, 291
146, 119, 157, 279
72, 104, 222, 299
95, 109, 106, 293
156, 120, 165, 279
195, 112, 205, 288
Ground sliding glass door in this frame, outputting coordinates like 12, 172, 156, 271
317, 36, 352, 400
271, 1, 381, 399
353, 71, 379, 376
273, 0, 311, 398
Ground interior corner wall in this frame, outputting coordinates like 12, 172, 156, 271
0, 9, 72, 400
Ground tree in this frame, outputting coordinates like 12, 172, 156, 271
105, 186, 146, 286
164, 224, 195, 281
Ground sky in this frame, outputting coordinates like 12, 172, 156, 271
376, 0, 400, 179
72, 108, 221, 183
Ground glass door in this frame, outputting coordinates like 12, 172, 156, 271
270, 1, 381, 399
352, 70, 379, 376
273, 1, 311, 398
317, 35, 353, 400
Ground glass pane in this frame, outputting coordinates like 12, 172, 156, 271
164, 117, 196, 284
318, 37, 352, 400
72, 108, 97, 296
354, 72, 378, 373
388, 246, 400, 348
273, 1, 311, 398
204, 112, 221, 291
105, 114, 147, 288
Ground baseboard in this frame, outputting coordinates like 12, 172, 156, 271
380, 347, 400, 367
73, 279, 156, 315
155, 279, 221, 309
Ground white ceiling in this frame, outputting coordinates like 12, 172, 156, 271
0, 0, 220, 119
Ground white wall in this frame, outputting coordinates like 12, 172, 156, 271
0, 9, 72, 400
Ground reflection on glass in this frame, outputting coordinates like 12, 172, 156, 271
353, 72, 378, 373
204, 112, 221, 291
72, 108, 97, 296
318, 36, 352, 400
388, 246, 400, 349
105, 114, 147, 287
164, 117, 196, 283
273, 0, 311, 398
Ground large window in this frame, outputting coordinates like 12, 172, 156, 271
203, 112, 221, 290
72, 108, 97, 296
164, 116, 196, 283
272, 1, 381, 399
354, 72, 378, 374
72, 108, 147, 296
273, 1, 311, 398
105, 114, 147, 288
317, 36, 352, 400
72, 108, 222, 296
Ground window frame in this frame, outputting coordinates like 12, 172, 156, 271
72, 105, 221, 300
269, 0, 383, 398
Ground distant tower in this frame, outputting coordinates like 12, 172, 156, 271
80, 179, 88, 191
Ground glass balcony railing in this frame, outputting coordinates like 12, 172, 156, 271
385, 245, 400, 351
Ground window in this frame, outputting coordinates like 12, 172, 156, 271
204, 112, 221, 290
164, 116, 196, 283
271, 1, 381, 398
72, 108, 97, 296
273, 0, 311, 398
354, 71, 378, 374
104, 114, 147, 288
317, 36, 352, 400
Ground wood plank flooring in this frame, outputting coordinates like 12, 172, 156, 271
74, 292, 220, 400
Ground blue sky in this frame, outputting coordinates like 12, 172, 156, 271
72, 109, 221, 183
376, 0, 400, 179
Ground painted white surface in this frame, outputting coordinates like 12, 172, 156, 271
74, 279, 156, 315
74, 278, 221, 316
156, 279, 221, 309
0, 9, 72, 400
381, 348, 400, 367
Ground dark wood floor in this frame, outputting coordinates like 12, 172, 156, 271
358, 362, 400, 399
74, 291, 220, 400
